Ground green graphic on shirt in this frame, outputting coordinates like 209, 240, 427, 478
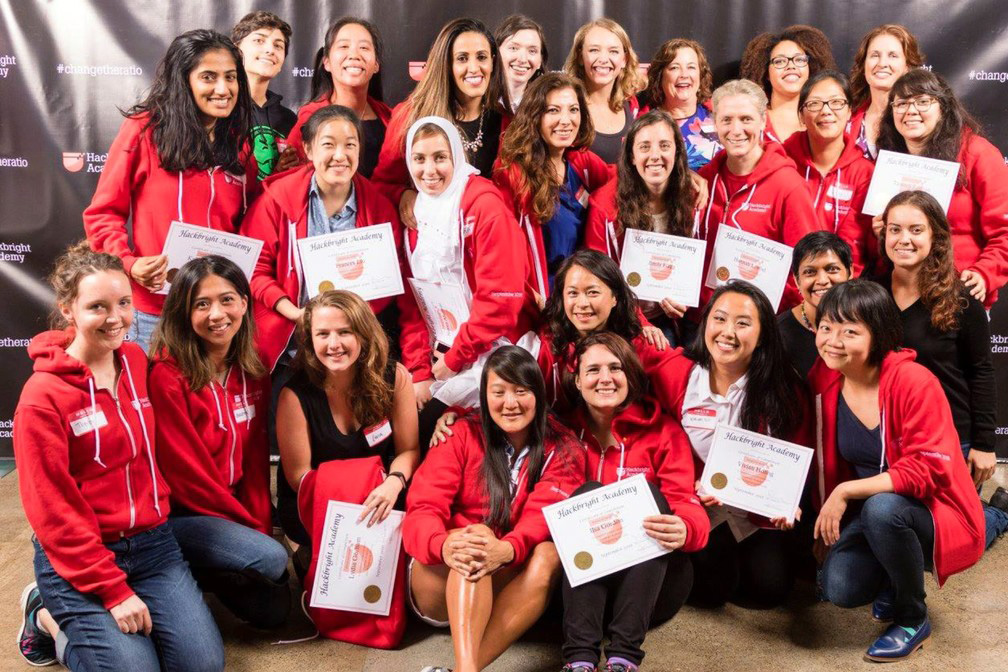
251, 124, 283, 181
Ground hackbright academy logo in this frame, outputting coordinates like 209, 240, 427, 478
992, 333, 1008, 354
0, 419, 12, 440
0, 155, 28, 168
0, 242, 31, 263
63, 151, 107, 173
0, 54, 15, 78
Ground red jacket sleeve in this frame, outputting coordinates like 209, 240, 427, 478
653, 420, 710, 551
443, 187, 529, 373
82, 117, 146, 274
14, 404, 134, 609
963, 136, 1008, 295
370, 104, 412, 207
148, 366, 264, 532
241, 188, 289, 313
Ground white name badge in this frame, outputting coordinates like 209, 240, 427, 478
297, 222, 405, 301
862, 150, 959, 216
159, 222, 264, 295
69, 409, 109, 437
364, 419, 392, 447
620, 228, 707, 307
682, 406, 718, 430
826, 184, 854, 202
704, 225, 792, 310
232, 399, 255, 424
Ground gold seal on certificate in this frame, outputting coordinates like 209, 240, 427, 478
159, 221, 264, 295
543, 474, 668, 587
626, 271, 641, 287
297, 222, 405, 302
704, 226, 792, 310
619, 229, 707, 307
862, 150, 959, 216
363, 585, 382, 604
699, 425, 813, 523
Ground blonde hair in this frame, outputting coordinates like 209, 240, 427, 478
563, 18, 644, 113
48, 240, 126, 328
711, 79, 769, 119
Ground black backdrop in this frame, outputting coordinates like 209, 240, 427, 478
2, 0, 1007, 457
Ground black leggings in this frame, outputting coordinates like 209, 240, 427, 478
688, 523, 796, 609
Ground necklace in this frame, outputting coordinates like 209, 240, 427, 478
455, 108, 485, 153
799, 301, 814, 331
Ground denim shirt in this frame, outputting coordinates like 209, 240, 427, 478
299, 179, 358, 307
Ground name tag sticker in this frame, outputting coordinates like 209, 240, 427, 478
364, 419, 392, 447
683, 407, 718, 430
69, 409, 109, 437
233, 400, 255, 424
827, 184, 854, 201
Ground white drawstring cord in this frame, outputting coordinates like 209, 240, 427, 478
121, 355, 161, 516
88, 379, 105, 467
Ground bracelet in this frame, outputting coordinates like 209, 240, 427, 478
388, 471, 408, 490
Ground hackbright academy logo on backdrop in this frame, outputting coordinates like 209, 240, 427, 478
0, 53, 15, 78
62, 151, 107, 173
993, 333, 1008, 355
0, 243, 31, 263
0, 420, 12, 440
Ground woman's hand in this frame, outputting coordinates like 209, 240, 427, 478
642, 514, 688, 551
813, 485, 848, 546
130, 255, 169, 291
358, 476, 403, 526
695, 480, 722, 508
770, 507, 800, 531
459, 524, 514, 581
689, 171, 709, 211
641, 325, 670, 350
413, 379, 433, 410
961, 269, 987, 303
533, 290, 546, 311
109, 595, 152, 635
274, 297, 304, 322
871, 213, 884, 238
399, 190, 419, 229
274, 146, 302, 173
967, 448, 997, 487
430, 411, 458, 446
660, 299, 688, 319
431, 351, 457, 382
441, 528, 487, 577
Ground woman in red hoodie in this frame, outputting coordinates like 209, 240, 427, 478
405, 346, 583, 672
809, 279, 984, 661
558, 332, 709, 672
83, 30, 256, 353
876, 68, 1008, 308
14, 243, 223, 671
284, 18, 391, 178
698, 79, 820, 312
494, 72, 612, 300
783, 71, 876, 275
148, 256, 290, 630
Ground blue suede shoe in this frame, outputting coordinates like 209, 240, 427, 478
871, 593, 894, 623
864, 618, 931, 662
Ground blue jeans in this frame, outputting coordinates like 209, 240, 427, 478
127, 309, 160, 354
821, 493, 934, 627
33, 524, 224, 672
960, 442, 1008, 549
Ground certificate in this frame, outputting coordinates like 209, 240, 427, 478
408, 278, 470, 349
543, 474, 668, 588
309, 501, 404, 616
704, 225, 792, 309
297, 222, 404, 301
159, 221, 264, 295
620, 228, 707, 307
699, 424, 813, 523
862, 150, 959, 216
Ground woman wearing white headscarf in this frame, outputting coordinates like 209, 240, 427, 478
399, 116, 539, 446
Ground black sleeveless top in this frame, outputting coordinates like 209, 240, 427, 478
276, 362, 398, 503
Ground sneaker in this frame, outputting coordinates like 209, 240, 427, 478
17, 583, 57, 667
864, 618, 931, 662
602, 660, 638, 672
989, 486, 1008, 513
562, 664, 597, 672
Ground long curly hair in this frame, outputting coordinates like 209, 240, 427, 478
126, 29, 251, 174
739, 25, 836, 100
498, 73, 594, 224
849, 24, 925, 109
643, 38, 714, 109
880, 190, 965, 332
615, 110, 696, 237
294, 290, 393, 429
563, 18, 645, 113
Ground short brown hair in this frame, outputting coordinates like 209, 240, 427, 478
231, 11, 292, 51
644, 38, 714, 108
49, 240, 125, 328
573, 332, 647, 409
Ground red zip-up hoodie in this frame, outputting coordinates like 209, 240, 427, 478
807, 350, 984, 586
492, 148, 614, 298
14, 331, 170, 608
403, 414, 585, 566
286, 95, 393, 160
240, 165, 430, 379
783, 131, 877, 275
371, 100, 512, 207
148, 356, 271, 535
564, 398, 710, 552
402, 175, 537, 375
83, 114, 256, 315
697, 143, 821, 311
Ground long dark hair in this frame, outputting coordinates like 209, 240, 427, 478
687, 281, 805, 437
616, 109, 695, 237
478, 346, 548, 531
543, 250, 643, 358
493, 14, 549, 80
126, 29, 251, 173
309, 17, 385, 103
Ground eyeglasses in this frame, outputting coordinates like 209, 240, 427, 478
770, 55, 809, 69
891, 96, 936, 114
802, 98, 849, 113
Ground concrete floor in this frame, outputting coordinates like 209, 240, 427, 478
2, 467, 1006, 672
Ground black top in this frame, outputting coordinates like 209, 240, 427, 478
894, 288, 997, 452
778, 310, 819, 378
457, 110, 503, 178
837, 393, 884, 480
276, 363, 398, 503
588, 100, 633, 165
360, 117, 387, 180
250, 90, 298, 181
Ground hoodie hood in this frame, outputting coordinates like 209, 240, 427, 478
29, 329, 94, 387
783, 130, 866, 174
705, 141, 799, 186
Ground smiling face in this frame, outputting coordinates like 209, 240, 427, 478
562, 264, 617, 336
310, 306, 361, 374
864, 33, 909, 93
540, 87, 581, 154
323, 22, 380, 91
236, 27, 286, 80
190, 273, 247, 352
61, 270, 133, 353
485, 369, 537, 441
410, 132, 454, 196
893, 92, 941, 146
816, 315, 873, 375
188, 48, 239, 127
500, 28, 543, 90
704, 291, 761, 373
884, 203, 932, 271
795, 251, 851, 309
451, 31, 493, 103
661, 46, 700, 107
581, 26, 626, 89
632, 121, 677, 192
768, 40, 809, 96
575, 343, 628, 411
801, 78, 851, 143
715, 94, 764, 161
306, 118, 360, 191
